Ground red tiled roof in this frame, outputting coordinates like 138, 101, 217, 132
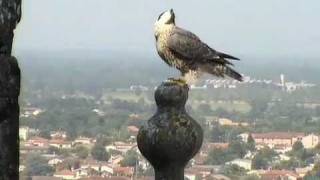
29, 136, 49, 143
261, 170, 300, 180
252, 132, 304, 139
54, 169, 75, 176
113, 167, 134, 176
49, 139, 71, 145
127, 126, 139, 133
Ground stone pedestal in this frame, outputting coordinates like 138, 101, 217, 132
0, 0, 22, 179
137, 80, 203, 180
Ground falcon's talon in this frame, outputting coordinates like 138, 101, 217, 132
166, 78, 187, 86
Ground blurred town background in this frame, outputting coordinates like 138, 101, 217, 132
15, 0, 320, 180
17, 53, 320, 180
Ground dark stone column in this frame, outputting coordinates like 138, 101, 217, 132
137, 80, 203, 180
0, 0, 22, 179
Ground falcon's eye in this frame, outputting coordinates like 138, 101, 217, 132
158, 12, 164, 20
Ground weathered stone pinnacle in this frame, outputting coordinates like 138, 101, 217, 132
0, 0, 22, 179
137, 80, 203, 180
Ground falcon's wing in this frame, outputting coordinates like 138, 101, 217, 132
167, 27, 239, 65
167, 27, 242, 81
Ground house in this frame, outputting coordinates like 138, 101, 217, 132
185, 165, 217, 178
49, 139, 72, 149
32, 176, 62, 180
20, 107, 44, 118
108, 155, 124, 166
252, 132, 305, 149
226, 159, 252, 170
127, 126, 139, 137
238, 133, 249, 142
105, 142, 137, 154
295, 166, 314, 178
19, 126, 29, 141
200, 142, 229, 155
208, 174, 231, 180
128, 113, 141, 120
20, 144, 49, 154
54, 170, 77, 180
138, 159, 149, 171
27, 136, 49, 147
80, 160, 114, 174
48, 158, 63, 166
192, 153, 208, 165
73, 136, 95, 146
260, 170, 301, 180
301, 134, 319, 149
113, 167, 134, 177
50, 131, 67, 140
218, 118, 249, 127
19, 165, 25, 172
185, 169, 201, 180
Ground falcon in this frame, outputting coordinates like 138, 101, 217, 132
154, 9, 243, 83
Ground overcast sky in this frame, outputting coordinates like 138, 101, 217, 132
13, 0, 320, 58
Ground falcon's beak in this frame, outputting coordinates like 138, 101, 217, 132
170, 9, 175, 24
170, 9, 174, 15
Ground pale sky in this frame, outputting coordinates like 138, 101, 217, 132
13, 0, 320, 58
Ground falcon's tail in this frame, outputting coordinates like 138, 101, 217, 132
225, 66, 243, 81
201, 64, 243, 82
217, 51, 240, 60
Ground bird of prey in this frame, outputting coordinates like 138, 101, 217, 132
154, 9, 243, 83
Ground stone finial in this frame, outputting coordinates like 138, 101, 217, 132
137, 80, 203, 180
0, 0, 22, 179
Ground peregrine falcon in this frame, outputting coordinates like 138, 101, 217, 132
154, 9, 243, 82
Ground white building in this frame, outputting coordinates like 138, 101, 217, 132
301, 134, 319, 149
226, 159, 252, 170
19, 126, 29, 141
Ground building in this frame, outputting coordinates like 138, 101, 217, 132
49, 139, 72, 149
226, 159, 252, 170
19, 126, 30, 141
218, 118, 249, 127
50, 131, 67, 139
32, 177, 62, 180
252, 132, 305, 149
54, 170, 77, 180
48, 158, 64, 166
105, 142, 137, 154
127, 126, 139, 139
252, 132, 319, 150
301, 134, 319, 149
260, 170, 301, 180
113, 167, 134, 177
73, 136, 95, 146
27, 136, 49, 147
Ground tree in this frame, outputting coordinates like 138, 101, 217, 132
247, 134, 256, 151
292, 141, 304, 152
39, 130, 51, 139
91, 143, 110, 161
252, 147, 277, 169
304, 163, 320, 179
240, 174, 260, 180
24, 153, 54, 176
205, 148, 229, 165
197, 103, 213, 115
120, 150, 138, 167
73, 146, 89, 159
223, 164, 247, 178
228, 140, 248, 158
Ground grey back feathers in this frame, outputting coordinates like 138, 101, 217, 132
167, 27, 242, 81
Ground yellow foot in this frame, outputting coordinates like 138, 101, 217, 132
167, 78, 187, 86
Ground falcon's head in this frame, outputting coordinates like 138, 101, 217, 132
155, 9, 176, 26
